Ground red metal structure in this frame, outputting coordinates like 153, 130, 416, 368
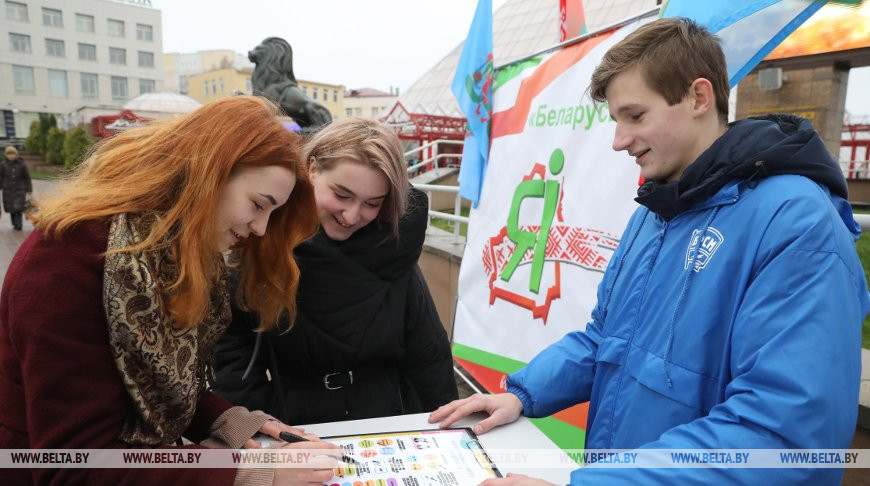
842, 122, 870, 179
91, 110, 151, 138
382, 102, 466, 143
382, 102, 466, 169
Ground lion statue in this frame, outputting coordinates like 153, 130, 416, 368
248, 37, 332, 131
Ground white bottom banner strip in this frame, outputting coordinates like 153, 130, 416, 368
1, 449, 869, 469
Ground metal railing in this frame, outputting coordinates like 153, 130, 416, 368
406, 140, 463, 174
840, 160, 870, 180
838, 161, 870, 230
412, 183, 468, 240
406, 140, 468, 240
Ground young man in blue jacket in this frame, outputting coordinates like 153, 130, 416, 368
430, 17, 869, 485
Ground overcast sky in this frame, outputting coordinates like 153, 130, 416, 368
152, 0, 870, 117
152, 0, 508, 93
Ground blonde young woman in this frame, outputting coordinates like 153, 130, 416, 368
0, 97, 339, 485
215, 117, 457, 424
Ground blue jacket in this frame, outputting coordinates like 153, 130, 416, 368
507, 116, 870, 485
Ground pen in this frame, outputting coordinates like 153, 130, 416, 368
278, 431, 361, 466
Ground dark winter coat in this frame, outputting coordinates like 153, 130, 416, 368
0, 156, 32, 213
213, 188, 458, 424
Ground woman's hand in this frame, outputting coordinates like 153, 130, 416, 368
271, 440, 341, 485
244, 419, 319, 449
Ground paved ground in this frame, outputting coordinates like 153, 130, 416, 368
1, 179, 867, 484
0, 179, 56, 287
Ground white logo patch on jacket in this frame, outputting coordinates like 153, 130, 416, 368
685, 227, 724, 272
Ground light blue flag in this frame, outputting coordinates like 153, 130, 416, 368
452, 0, 493, 207
661, 0, 828, 87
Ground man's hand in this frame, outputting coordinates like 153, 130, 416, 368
428, 393, 523, 434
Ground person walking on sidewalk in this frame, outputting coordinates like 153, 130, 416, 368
0, 146, 32, 231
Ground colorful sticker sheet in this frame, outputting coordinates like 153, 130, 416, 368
323, 428, 501, 486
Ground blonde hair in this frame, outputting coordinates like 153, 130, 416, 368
34, 96, 319, 329
302, 117, 408, 237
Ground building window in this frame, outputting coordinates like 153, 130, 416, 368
5, 1, 27, 22
211, 79, 216, 95
111, 76, 128, 100
355, 108, 362, 116
139, 79, 155, 94
179, 74, 189, 94
107, 19, 125, 37
302, 86, 307, 96
219, 78, 224, 93
78, 43, 96, 61
333, 90, 338, 102
81, 73, 98, 98
313, 87, 318, 100
109, 47, 126, 65
346, 108, 352, 117
9, 33, 30, 53
137, 51, 154, 68
136, 23, 153, 41
76, 13, 94, 32
203, 80, 208, 95
371, 107, 379, 117
42, 7, 62, 27
45, 39, 64, 57
12, 65, 34, 94
245, 77, 252, 93
47, 69, 67, 97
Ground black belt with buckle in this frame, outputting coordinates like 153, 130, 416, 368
280, 364, 388, 391
323, 371, 354, 390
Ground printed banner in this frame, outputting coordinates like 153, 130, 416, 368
453, 17, 653, 449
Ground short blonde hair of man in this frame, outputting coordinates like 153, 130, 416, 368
303, 117, 409, 238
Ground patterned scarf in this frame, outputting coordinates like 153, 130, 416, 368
103, 213, 230, 445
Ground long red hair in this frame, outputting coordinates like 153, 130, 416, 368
34, 96, 318, 329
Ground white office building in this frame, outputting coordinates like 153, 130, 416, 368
0, 0, 163, 139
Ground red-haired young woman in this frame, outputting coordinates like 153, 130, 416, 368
0, 96, 337, 485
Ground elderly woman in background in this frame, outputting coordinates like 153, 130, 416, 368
0, 145, 32, 231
